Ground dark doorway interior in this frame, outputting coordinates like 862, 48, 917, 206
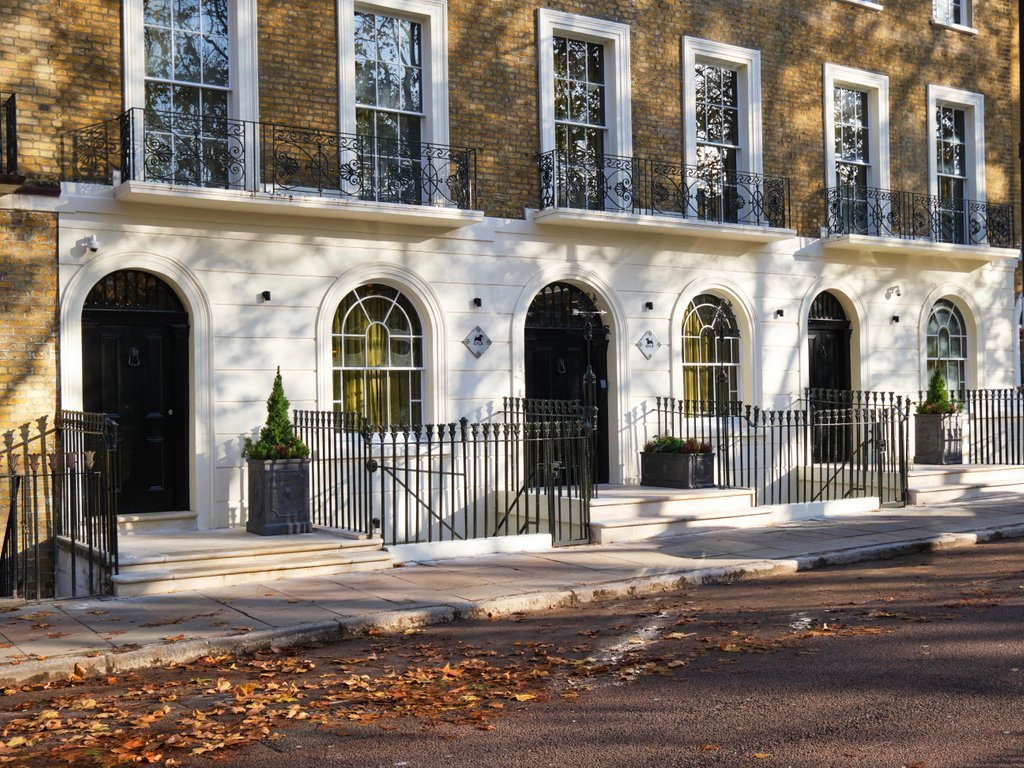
525, 282, 610, 483
82, 271, 189, 515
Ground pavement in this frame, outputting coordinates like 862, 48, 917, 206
2, 497, 1023, 686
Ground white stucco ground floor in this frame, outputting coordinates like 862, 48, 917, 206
53, 186, 1019, 530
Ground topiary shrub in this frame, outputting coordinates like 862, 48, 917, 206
242, 367, 310, 460
917, 369, 962, 415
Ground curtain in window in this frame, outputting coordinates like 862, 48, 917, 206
681, 293, 740, 402
332, 284, 424, 426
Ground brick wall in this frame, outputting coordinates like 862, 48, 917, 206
446, 0, 1021, 226
0, 210, 58, 439
258, 0, 340, 132
1, 1, 1017, 227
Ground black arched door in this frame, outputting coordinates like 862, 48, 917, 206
83, 271, 189, 514
525, 283, 610, 483
808, 291, 852, 462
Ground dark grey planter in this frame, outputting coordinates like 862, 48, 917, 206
640, 452, 716, 489
246, 458, 312, 535
914, 413, 963, 465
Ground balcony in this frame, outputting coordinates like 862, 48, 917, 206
60, 108, 482, 227
534, 150, 794, 242
820, 185, 1017, 260
0, 93, 24, 194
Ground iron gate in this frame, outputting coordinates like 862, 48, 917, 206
294, 408, 593, 547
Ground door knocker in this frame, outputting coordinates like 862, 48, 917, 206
556, 358, 567, 375
127, 347, 141, 367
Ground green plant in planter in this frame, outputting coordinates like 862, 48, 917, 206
916, 369, 962, 415
643, 435, 713, 454
243, 367, 310, 460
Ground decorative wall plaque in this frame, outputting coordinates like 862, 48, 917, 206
636, 330, 662, 360
463, 326, 492, 358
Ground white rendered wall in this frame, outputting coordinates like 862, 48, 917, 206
56, 189, 1018, 528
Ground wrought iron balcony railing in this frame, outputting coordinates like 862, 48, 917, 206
1, 93, 18, 176
823, 185, 1015, 249
61, 108, 477, 210
538, 150, 790, 229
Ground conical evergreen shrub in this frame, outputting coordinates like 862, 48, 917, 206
243, 367, 310, 460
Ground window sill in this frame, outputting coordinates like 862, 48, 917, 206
109, 181, 485, 229
930, 18, 978, 35
529, 207, 796, 243
821, 233, 1016, 262
835, 0, 883, 11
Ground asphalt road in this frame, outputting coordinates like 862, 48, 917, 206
4, 539, 1024, 767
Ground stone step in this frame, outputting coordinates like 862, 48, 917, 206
111, 548, 392, 597
909, 465, 1024, 490
117, 533, 382, 569
589, 487, 758, 545
117, 510, 197, 535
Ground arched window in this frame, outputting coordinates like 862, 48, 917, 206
682, 293, 740, 401
926, 298, 968, 392
332, 284, 424, 426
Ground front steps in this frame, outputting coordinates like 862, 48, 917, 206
589, 486, 760, 544
112, 528, 391, 597
908, 465, 1024, 505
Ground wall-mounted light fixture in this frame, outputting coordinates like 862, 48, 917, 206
260, 290, 271, 302
472, 297, 482, 308
644, 301, 654, 311
891, 315, 900, 324
774, 309, 785, 319
84, 234, 100, 252
886, 285, 902, 299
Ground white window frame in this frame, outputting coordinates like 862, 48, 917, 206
123, 0, 259, 125
932, 0, 977, 34
338, 0, 450, 148
823, 64, 890, 192
927, 85, 985, 204
681, 37, 762, 176
536, 9, 632, 158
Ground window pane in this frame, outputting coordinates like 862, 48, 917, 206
376, 63, 402, 110
587, 42, 604, 84
567, 39, 587, 80
402, 65, 421, 112
202, 35, 229, 86
174, 0, 200, 31
355, 60, 377, 105
202, 0, 228, 36
354, 12, 377, 59
145, 27, 173, 79
145, 0, 171, 26
376, 15, 399, 63
174, 31, 202, 82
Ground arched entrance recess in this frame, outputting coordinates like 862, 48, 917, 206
807, 290, 852, 463
524, 282, 610, 483
82, 270, 190, 514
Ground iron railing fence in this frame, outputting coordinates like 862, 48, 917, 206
539, 150, 790, 228
61, 108, 477, 209
0, 93, 16, 176
0, 412, 118, 601
294, 407, 592, 547
653, 390, 911, 506
918, 388, 1024, 465
823, 186, 1016, 249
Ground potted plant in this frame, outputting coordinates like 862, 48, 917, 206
914, 369, 963, 465
243, 367, 312, 535
640, 435, 716, 489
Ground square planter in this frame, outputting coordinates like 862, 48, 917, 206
246, 457, 312, 535
640, 452, 716, 489
913, 413, 963, 465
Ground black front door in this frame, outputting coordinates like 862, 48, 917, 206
525, 283, 610, 484
82, 271, 189, 515
808, 291, 852, 462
